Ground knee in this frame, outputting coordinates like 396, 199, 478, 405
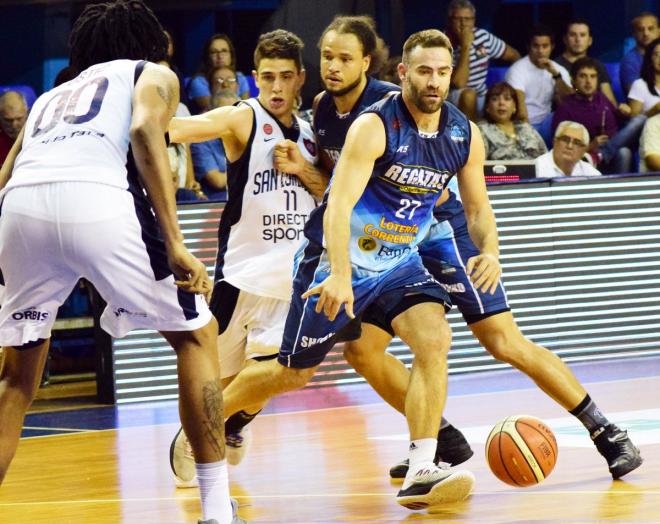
460, 88, 477, 104
282, 366, 315, 390
406, 321, 452, 362
481, 329, 526, 365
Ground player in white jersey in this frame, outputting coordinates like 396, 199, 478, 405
168, 30, 328, 485
0, 2, 244, 523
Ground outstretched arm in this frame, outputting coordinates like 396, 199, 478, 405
302, 113, 386, 319
273, 139, 329, 198
130, 63, 209, 294
457, 121, 501, 294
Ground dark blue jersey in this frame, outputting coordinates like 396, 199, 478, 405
313, 77, 399, 167
305, 93, 472, 271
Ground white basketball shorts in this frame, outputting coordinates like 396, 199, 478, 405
210, 280, 289, 379
0, 182, 212, 347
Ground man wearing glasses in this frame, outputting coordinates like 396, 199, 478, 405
535, 120, 602, 177
445, 0, 520, 120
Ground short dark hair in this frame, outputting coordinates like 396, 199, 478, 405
319, 15, 388, 75
69, 0, 168, 72
528, 25, 555, 45
402, 29, 453, 65
570, 56, 600, 80
254, 30, 304, 71
564, 18, 591, 36
484, 82, 520, 123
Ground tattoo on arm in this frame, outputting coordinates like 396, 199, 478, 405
201, 378, 225, 458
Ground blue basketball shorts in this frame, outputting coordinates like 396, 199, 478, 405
278, 241, 450, 369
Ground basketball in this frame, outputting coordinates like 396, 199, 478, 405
486, 415, 558, 487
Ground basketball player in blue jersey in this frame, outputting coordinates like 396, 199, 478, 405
304, 17, 642, 482
0, 2, 244, 523
220, 29, 491, 512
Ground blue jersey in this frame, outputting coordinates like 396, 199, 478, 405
314, 77, 399, 167
305, 93, 472, 272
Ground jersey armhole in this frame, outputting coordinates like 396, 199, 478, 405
134, 60, 148, 85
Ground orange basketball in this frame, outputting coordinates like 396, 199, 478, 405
486, 415, 558, 487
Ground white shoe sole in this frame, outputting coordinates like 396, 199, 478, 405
396, 470, 475, 511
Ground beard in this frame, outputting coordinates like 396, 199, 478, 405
405, 77, 447, 114
323, 73, 363, 97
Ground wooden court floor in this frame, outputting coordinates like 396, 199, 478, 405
1, 368, 659, 523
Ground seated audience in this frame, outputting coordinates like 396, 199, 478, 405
379, 55, 402, 86
639, 114, 660, 171
188, 33, 249, 113
190, 90, 238, 200
553, 57, 646, 173
535, 121, 602, 177
208, 65, 241, 98
505, 25, 572, 145
620, 13, 659, 95
477, 82, 547, 160
445, 0, 520, 120
555, 19, 617, 105
0, 91, 28, 165
628, 37, 660, 117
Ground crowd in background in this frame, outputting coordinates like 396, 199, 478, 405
0, 0, 659, 200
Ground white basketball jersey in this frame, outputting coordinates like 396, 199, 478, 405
217, 98, 318, 301
8, 59, 142, 191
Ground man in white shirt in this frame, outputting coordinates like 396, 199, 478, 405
535, 121, 602, 177
505, 25, 572, 145
640, 114, 660, 171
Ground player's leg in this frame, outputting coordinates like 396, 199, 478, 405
391, 301, 475, 509
470, 311, 643, 478
0, 340, 50, 484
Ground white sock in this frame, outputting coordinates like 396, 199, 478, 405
408, 438, 437, 468
196, 460, 232, 524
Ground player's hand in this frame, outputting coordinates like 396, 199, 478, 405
466, 253, 501, 295
167, 242, 212, 295
273, 139, 306, 176
301, 273, 355, 321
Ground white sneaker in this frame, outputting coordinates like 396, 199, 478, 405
169, 427, 198, 488
396, 461, 475, 511
226, 427, 251, 466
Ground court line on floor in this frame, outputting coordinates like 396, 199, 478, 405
1, 489, 658, 507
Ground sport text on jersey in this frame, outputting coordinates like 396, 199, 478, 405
254, 168, 310, 243
381, 163, 451, 194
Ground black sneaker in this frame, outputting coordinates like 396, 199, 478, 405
592, 424, 643, 479
389, 425, 474, 479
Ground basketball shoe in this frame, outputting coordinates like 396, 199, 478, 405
396, 461, 475, 510
592, 424, 643, 479
389, 425, 474, 479
225, 427, 251, 466
198, 498, 248, 523
169, 427, 198, 488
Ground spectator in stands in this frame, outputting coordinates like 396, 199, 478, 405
553, 57, 646, 174
505, 26, 572, 145
379, 55, 402, 86
0, 91, 27, 165
477, 82, 547, 160
188, 33, 249, 113
555, 19, 617, 105
628, 37, 660, 118
208, 65, 241, 98
163, 29, 189, 107
445, 0, 520, 121
190, 90, 238, 200
535, 121, 601, 177
640, 114, 660, 172
620, 13, 659, 95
